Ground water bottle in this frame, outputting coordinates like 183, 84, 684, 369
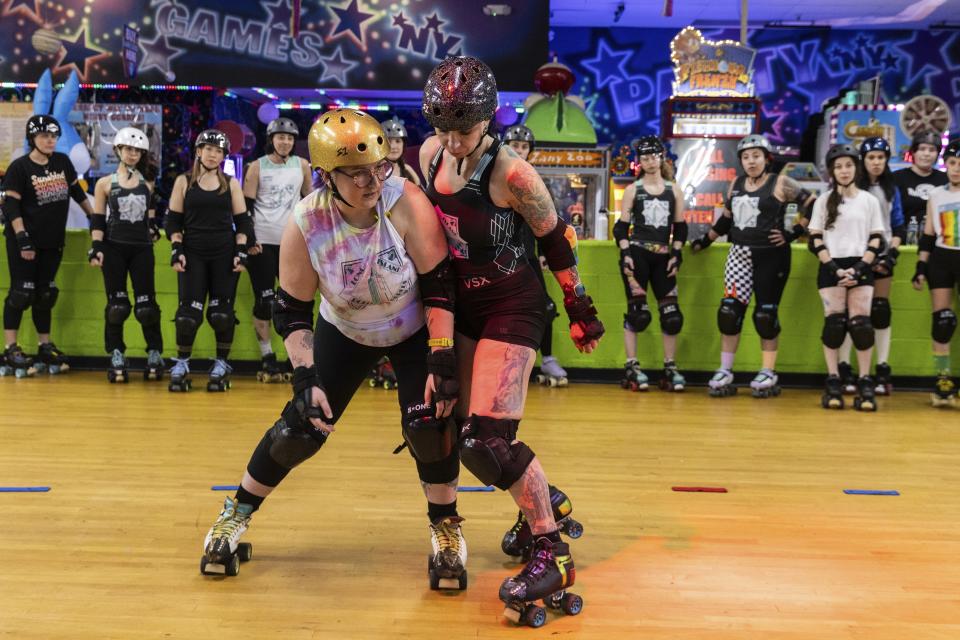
594, 208, 609, 240
906, 216, 918, 245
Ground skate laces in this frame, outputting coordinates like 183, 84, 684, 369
936, 376, 955, 393
212, 500, 251, 538
507, 511, 526, 536
111, 350, 125, 367
519, 539, 556, 583
171, 358, 189, 374
431, 517, 464, 553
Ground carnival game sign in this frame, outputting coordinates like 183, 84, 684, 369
670, 27, 756, 98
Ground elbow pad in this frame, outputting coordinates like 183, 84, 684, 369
165, 210, 184, 239
234, 211, 255, 238
418, 257, 456, 313
69, 182, 89, 205
89, 213, 107, 233
671, 221, 688, 245
538, 218, 578, 271
712, 214, 732, 236
866, 232, 886, 257
272, 287, 315, 339
612, 219, 630, 244
891, 225, 907, 243
808, 232, 826, 256
2, 195, 22, 223
918, 233, 936, 253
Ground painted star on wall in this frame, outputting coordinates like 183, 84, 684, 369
582, 39, 632, 90
894, 31, 949, 89
318, 46, 358, 85
263, 0, 300, 31
138, 33, 185, 76
328, 0, 376, 48
53, 26, 110, 80
424, 12, 444, 31
3, 0, 41, 20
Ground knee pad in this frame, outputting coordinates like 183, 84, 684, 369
848, 315, 875, 350
871, 298, 891, 329
253, 290, 275, 321
402, 403, 454, 464
623, 296, 651, 333
174, 304, 202, 339
932, 309, 958, 344
821, 313, 847, 349
658, 298, 683, 336
752, 303, 781, 340
266, 401, 326, 469
105, 293, 132, 325
33, 286, 59, 311
206, 302, 236, 332
5, 286, 34, 311
717, 297, 746, 336
133, 297, 161, 326
458, 415, 535, 491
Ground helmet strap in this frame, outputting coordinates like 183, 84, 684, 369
327, 175, 354, 209
456, 131, 488, 176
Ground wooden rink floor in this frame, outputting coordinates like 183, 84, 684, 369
1, 372, 959, 639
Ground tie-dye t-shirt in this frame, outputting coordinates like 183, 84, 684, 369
928, 185, 960, 250
293, 176, 424, 347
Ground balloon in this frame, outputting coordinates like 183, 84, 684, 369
68, 141, 91, 175
239, 123, 256, 155
213, 120, 244, 155
257, 102, 280, 125
495, 105, 519, 127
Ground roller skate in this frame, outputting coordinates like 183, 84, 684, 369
620, 359, 648, 391
853, 375, 878, 412
501, 485, 583, 561
838, 361, 857, 395
708, 368, 736, 397
256, 352, 285, 383
499, 537, 582, 628
821, 374, 844, 409
207, 358, 232, 392
167, 357, 191, 392
750, 368, 781, 398
34, 341, 69, 374
658, 360, 685, 392
931, 374, 957, 408
200, 496, 254, 577
368, 356, 396, 389
144, 349, 164, 381
0, 343, 35, 378
427, 516, 468, 590
874, 362, 892, 396
536, 356, 568, 387
107, 349, 128, 383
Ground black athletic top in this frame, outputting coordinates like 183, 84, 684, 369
629, 179, 676, 246
106, 173, 152, 246
893, 167, 948, 233
1, 152, 77, 248
182, 181, 234, 256
725, 174, 783, 248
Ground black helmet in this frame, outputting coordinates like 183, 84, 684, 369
380, 116, 408, 139
26, 114, 61, 141
266, 117, 299, 138
944, 138, 960, 159
910, 130, 942, 153
422, 56, 498, 132
826, 143, 860, 165
633, 135, 664, 156
503, 124, 534, 145
859, 136, 890, 158
196, 129, 230, 154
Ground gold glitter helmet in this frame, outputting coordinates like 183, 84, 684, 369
308, 109, 389, 173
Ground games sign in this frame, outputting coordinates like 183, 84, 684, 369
670, 27, 756, 98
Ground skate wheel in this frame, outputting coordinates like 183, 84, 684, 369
237, 542, 253, 562
224, 554, 240, 577
536, 375, 546, 384
547, 377, 558, 388
256, 372, 266, 382
619, 380, 628, 389
565, 519, 583, 539
368, 378, 377, 387
523, 605, 546, 628
557, 377, 568, 387
561, 593, 583, 616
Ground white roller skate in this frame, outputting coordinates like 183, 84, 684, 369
536, 356, 568, 387
708, 368, 736, 397
201, 496, 254, 576
428, 516, 467, 590
207, 358, 232, 392
750, 368, 780, 398
168, 357, 191, 392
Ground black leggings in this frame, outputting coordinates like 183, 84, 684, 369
246, 243, 280, 321
175, 248, 238, 355
101, 241, 162, 353
723, 244, 791, 307
244, 316, 459, 488
3, 233, 63, 334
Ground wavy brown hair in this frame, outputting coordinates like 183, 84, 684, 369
825, 158, 862, 230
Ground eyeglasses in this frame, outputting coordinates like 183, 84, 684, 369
335, 161, 393, 188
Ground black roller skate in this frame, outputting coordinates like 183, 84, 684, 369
200, 496, 254, 577
107, 349, 128, 383
750, 368, 781, 398
536, 356, 569, 387
874, 362, 892, 396
207, 358, 232, 392
256, 352, 285, 383
144, 349, 164, 381
368, 356, 396, 389
853, 375, 878, 411
658, 360, 685, 392
427, 516, 468, 590
620, 359, 648, 391
932, 374, 957, 408
35, 341, 69, 374
821, 374, 844, 409
501, 485, 583, 561
708, 368, 736, 397
0, 343, 35, 378
167, 357, 191, 392
838, 361, 857, 395
499, 537, 581, 628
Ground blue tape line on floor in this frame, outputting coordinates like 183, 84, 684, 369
211, 485, 240, 491
457, 486, 495, 492
0, 486, 50, 492
843, 489, 900, 496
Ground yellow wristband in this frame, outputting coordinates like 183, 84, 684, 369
427, 337, 454, 348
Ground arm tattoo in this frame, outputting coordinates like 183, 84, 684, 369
288, 331, 315, 368
490, 345, 532, 415
507, 165, 557, 237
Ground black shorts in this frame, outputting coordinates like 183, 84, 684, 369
622, 245, 675, 301
927, 246, 960, 290
817, 256, 875, 289
455, 264, 546, 350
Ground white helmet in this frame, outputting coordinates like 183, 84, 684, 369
114, 127, 149, 151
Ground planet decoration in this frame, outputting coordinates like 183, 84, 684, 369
30, 28, 62, 55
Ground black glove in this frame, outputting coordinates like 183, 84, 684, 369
668, 248, 682, 272
912, 260, 928, 286
15, 231, 34, 252
234, 244, 249, 268
564, 287, 605, 348
851, 260, 871, 281
87, 239, 105, 263
426, 347, 459, 403
291, 364, 328, 424
170, 241, 184, 267
690, 235, 712, 252
147, 217, 161, 242
781, 223, 806, 243
873, 248, 897, 276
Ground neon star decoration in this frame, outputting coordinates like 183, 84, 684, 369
327, 0, 377, 49
53, 25, 110, 80
317, 46, 358, 85
138, 33, 186, 76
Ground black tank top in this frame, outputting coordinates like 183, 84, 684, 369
425, 138, 527, 281
630, 179, 675, 246
106, 173, 152, 245
182, 179, 234, 254
725, 174, 784, 248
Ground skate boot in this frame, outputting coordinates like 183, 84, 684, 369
499, 537, 582, 627
368, 356, 396, 389
144, 349, 164, 381
932, 374, 957, 408
107, 349, 128, 383
256, 352, 285, 383
35, 341, 69, 374
658, 360, 685, 392
838, 361, 856, 395
501, 485, 583, 561
207, 358, 232, 392
708, 368, 736, 397
750, 368, 781, 398
167, 357, 191, 392
853, 375, 878, 412
620, 359, 648, 391
821, 374, 844, 409
200, 496, 254, 577
536, 356, 568, 387
427, 516, 468, 590
0, 343, 35, 378
874, 362, 892, 396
